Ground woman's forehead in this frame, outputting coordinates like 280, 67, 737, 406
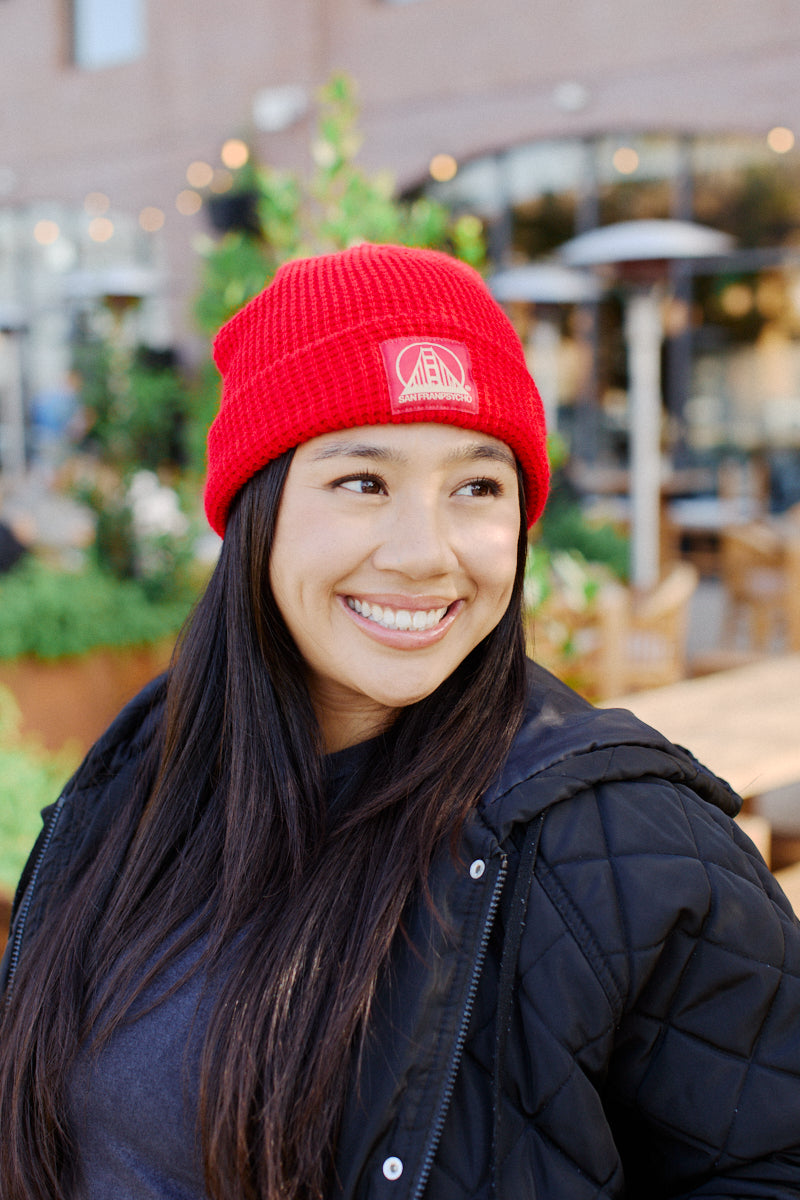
298, 422, 517, 468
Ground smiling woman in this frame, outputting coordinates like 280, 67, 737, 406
2, 245, 800, 1200
270, 423, 521, 748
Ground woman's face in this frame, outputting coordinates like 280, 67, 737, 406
269, 422, 521, 750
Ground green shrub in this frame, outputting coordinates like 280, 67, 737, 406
74, 338, 191, 473
534, 437, 630, 581
538, 504, 630, 581
82, 469, 197, 603
0, 687, 77, 893
0, 559, 195, 662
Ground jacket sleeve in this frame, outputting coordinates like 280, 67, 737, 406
530, 775, 800, 1199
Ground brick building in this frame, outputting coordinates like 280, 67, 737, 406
2, 0, 800, 474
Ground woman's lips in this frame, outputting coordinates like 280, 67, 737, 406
346, 597, 449, 632
340, 595, 462, 648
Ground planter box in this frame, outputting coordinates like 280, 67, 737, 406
0, 641, 173, 755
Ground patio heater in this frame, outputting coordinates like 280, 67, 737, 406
65, 265, 161, 438
558, 219, 734, 589
65, 265, 160, 317
488, 262, 603, 433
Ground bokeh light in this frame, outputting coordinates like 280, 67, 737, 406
33, 219, 60, 245
719, 282, 753, 318
176, 189, 202, 215
429, 154, 458, 183
139, 206, 165, 232
209, 169, 234, 194
84, 191, 110, 216
186, 160, 214, 188
221, 138, 250, 169
767, 126, 795, 153
612, 146, 639, 175
88, 217, 114, 242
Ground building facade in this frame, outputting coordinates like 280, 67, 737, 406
2, 0, 800, 482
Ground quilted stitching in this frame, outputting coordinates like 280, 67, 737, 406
431, 770, 800, 1199
7, 662, 800, 1199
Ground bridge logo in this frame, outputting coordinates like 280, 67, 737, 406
381, 337, 478, 412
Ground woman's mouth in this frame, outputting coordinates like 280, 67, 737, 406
346, 597, 450, 631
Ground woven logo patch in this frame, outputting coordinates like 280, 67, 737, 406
381, 338, 478, 413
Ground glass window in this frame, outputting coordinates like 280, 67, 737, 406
72, 0, 146, 70
419, 130, 800, 474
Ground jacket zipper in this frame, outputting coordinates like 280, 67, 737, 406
411, 855, 508, 1200
3, 791, 67, 1005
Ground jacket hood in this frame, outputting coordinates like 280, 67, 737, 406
479, 661, 741, 844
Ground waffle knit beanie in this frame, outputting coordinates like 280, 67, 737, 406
205, 243, 549, 535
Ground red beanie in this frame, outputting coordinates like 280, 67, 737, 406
205, 243, 549, 535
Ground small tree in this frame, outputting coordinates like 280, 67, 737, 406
192, 74, 485, 339
188, 75, 485, 472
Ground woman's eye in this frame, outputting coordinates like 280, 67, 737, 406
455, 478, 502, 498
338, 475, 386, 495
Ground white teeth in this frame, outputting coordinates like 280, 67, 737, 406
396, 609, 412, 631
347, 598, 449, 631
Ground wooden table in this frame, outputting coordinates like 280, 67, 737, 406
604, 653, 800, 802
605, 655, 800, 886
606, 652, 800, 801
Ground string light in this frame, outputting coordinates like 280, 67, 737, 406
186, 161, 214, 188
719, 282, 753, 318
84, 191, 110, 216
429, 154, 458, 183
767, 126, 795, 154
209, 169, 234, 194
176, 189, 202, 216
612, 146, 639, 175
33, 220, 60, 245
139, 206, 165, 232
88, 217, 114, 242
221, 139, 249, 169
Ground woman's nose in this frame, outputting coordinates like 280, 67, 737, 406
372, 500, 459, 579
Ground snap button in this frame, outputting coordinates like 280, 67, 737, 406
469, 859, 486, 880
382, 1156, 403, 1180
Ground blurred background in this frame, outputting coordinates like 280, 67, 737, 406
2, 0, 800, 911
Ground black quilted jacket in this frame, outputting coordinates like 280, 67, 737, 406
3, 661, 800, 1198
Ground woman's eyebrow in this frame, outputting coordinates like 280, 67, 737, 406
449, 444, 516, 470
310, 441, 403, 463
309, 440, 516, 469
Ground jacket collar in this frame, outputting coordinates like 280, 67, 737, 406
479, 660, 741, 843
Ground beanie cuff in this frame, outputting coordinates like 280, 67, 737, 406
205, 318, 547, 535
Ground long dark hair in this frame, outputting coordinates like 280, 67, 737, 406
0, 449, 530, 1200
